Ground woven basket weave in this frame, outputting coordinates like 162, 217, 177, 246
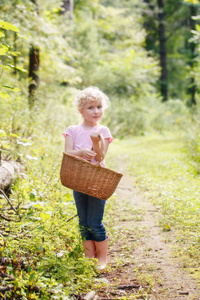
60, 152, 123, 200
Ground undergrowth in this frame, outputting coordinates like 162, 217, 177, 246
0, 146, 117, 299
0, 86, 118, 299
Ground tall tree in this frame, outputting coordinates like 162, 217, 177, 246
28, 0, 40, 108
13, 32, 17, 75
189, 3, 197, 105
28, 45, 39, 108
157, 0, 168, 101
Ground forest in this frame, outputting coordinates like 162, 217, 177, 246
0, 0, 200, 299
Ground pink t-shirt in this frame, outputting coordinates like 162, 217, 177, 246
63, 123, 113, 166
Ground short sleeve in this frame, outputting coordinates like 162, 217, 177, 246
100, 126, 113, 143
63, 125, 75, 139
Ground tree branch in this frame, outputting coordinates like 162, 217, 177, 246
66, 214, 77, 223
0, 285, 13, 292
0, 189, 17, 213
0, 273, 15, 281
0, 213, 14, 222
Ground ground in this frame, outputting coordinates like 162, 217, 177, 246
86, 160, 200, 300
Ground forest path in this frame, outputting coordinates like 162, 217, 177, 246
94, 140, 200, 300
115, 172, 199, 299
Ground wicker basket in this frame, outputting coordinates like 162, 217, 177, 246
60, 149, 123, 200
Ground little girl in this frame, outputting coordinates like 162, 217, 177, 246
63, 86, 113, 270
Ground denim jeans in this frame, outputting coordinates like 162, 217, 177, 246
73, 191, 107, 242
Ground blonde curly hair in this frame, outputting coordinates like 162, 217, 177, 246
74, 86, 110, 111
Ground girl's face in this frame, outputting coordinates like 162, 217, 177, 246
80, 100, 103, 125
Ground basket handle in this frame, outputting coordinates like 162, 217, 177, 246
97, 134, 105, 165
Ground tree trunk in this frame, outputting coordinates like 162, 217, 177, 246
60, 0, 74, 19
157, 0, 168, 102
189, 4, 197, 105
28, 0, 40, 108
13, 32, 17, 75
28, 46, 39, 108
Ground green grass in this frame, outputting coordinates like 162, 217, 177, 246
108, 132, 200, 280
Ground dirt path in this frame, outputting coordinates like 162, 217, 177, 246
93, 168, 200, 299
117, 173, 200, 300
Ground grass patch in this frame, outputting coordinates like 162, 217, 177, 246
108, 132, 200, 280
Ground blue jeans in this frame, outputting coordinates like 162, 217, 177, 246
73, 191, 107, 242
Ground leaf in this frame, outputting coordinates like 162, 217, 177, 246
0, 32, 5, 38
8, 64, 27, 73
26, 155, 38, 160
0, 130, 6, 138
163, 224, 171, 232
9, 51, 21, 57
0, 91, 11, 99
40, 212, 51, 221
29, 272, 35, 285
0, 45, 8, 55
33, 203, 44, 209
30, 193, 36, 200
56, 251, 65, 258
0, 64, 10, 70
17, 141, 32, 146
184, 0, 198, 3
24, 201, 44, 209
9, 133, 19, 138
0, 20, 19, 32
192, 16, 200, 20
65, 193, 71, 201
2, 86, 20, 92
2, 144, 10, 150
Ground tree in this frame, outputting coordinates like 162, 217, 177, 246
28, 45, 39, 108
157, 0, 168, 101
28, 0, 40, 108
61, 0, 74, 19
189, 3, 197, 105
142, 0, 200, 102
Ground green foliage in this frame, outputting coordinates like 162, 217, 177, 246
0, 0, 162, 137
71, 0, 161, 134
0, 0, 79, 86
184, 108, 200, 174
1, 2, 200, 296
73, 0, 159, 95
105, 97, 192, 137
143, 0, 200, 101
0, 92, 121, 297
0, 20, 21, 103
0, 87, 96, 297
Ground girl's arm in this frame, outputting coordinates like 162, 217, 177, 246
90, 133, 110, 162
65, 135, 97, 161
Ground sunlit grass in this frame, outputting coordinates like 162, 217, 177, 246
108, 132, 200, 277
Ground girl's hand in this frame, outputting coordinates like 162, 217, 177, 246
82, 149, 97, 161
